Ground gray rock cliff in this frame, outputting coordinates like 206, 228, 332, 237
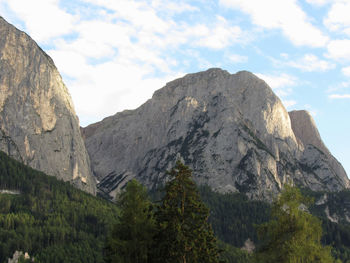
289, 110, 349, 191
0, 17, 96, 194
83, 68, 348, 200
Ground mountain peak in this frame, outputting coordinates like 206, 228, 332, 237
0, 16, 96, 194
83, 69, 348, 200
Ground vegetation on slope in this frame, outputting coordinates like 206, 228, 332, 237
1, 149, 350, 262
105, 161, 221, 263
0, 151, 119, 263
255, 185, 334, 262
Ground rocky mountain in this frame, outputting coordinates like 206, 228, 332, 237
0, 17, 96, 194
83, 68, 349, 200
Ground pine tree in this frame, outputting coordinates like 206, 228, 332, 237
153, 160, 221, 263
255, 185, 335, 263
104, 179, 155, 263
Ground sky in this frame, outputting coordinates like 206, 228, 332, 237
0, 0, 349, 177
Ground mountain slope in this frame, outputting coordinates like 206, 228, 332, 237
0, 16, 96, 194
83, 68, 348, 200
0, 150, 118, 263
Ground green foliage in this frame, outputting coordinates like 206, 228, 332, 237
305, 189, 350, 261
104, 179, 155, 263
199, 185, 270, 247
2, 149, 350, 263
218, 241, 252, 263
153, 160, 221, 263
0, 151, 119, 263
255, 185, 334, 263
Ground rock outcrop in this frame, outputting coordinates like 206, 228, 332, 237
289, 110, 349, 192
0, 17, 96, 194
83, 69, 348, 200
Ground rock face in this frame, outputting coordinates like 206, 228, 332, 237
289, 110, 349, 192
83, 68, 348, 200
0, 17, 96, 194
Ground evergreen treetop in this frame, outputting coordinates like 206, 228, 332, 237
154, 160, 221, 263
255, 185, 335, 263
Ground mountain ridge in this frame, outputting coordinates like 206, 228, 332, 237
83, 68, 349, 200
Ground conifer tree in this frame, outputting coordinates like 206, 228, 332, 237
104, 179, 155, 263
255, 185, 335, 263
153, 160, 221, 263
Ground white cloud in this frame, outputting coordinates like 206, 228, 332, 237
255, 72, 298, 110
255, 73, 296, 97
194, 16, 242, 49
4, 0, 76, 43
342, 66, 350, 76
1, 0, 249, 125
329, 94, 350, 99
151, 0, 199, 14
306, 0, 331, 6
326, 80, 350, 93
220, 0, 329, 47
326, 39, 350, 61
324, 1, 350, 35
228, 54, 248, 63
288, 54, 335, 72
49, 46, 183, 124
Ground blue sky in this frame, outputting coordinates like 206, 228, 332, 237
0, 0, 349, 177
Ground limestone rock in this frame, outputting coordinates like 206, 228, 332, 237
8, 251, 33, 263
289, 110, 349, 190
289, 110, 330, 155
83, 68, 348, 200
0, 17, 96, 194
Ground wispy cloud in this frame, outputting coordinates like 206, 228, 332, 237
326, 39, 350, 61
2, 0, 77, 43
342, 66, 350, 76
194, 16, 242, 49
287, 54, 335, 72
255, 72, 296, 97
1, 0, 250, 125
324, 1, 350, 35
306, 0, 331, 6
228, 54, 248, 63
329, 94, 350, 99
219, 0, 329, 47
0, 0, 347, 127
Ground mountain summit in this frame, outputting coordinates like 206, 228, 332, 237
0, 17, 96, 194
83, 68, 348, 200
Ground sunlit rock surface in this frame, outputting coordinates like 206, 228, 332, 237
83, 69, 348, 200
0, 17, 96, 194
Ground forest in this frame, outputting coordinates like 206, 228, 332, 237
1, 150, 350, 262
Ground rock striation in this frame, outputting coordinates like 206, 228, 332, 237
0, 17, 96, 194
83, 69, 348, 200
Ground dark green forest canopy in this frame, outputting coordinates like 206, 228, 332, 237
0, 151, 119, 263
1, 150, 350, 262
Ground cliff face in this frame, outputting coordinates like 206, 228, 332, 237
289, 110, 349, 191
0, 17, 96, 194
83, 68, 348, 200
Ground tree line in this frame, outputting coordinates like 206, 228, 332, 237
0, 149, 348, 262
104, 160, 337, 263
